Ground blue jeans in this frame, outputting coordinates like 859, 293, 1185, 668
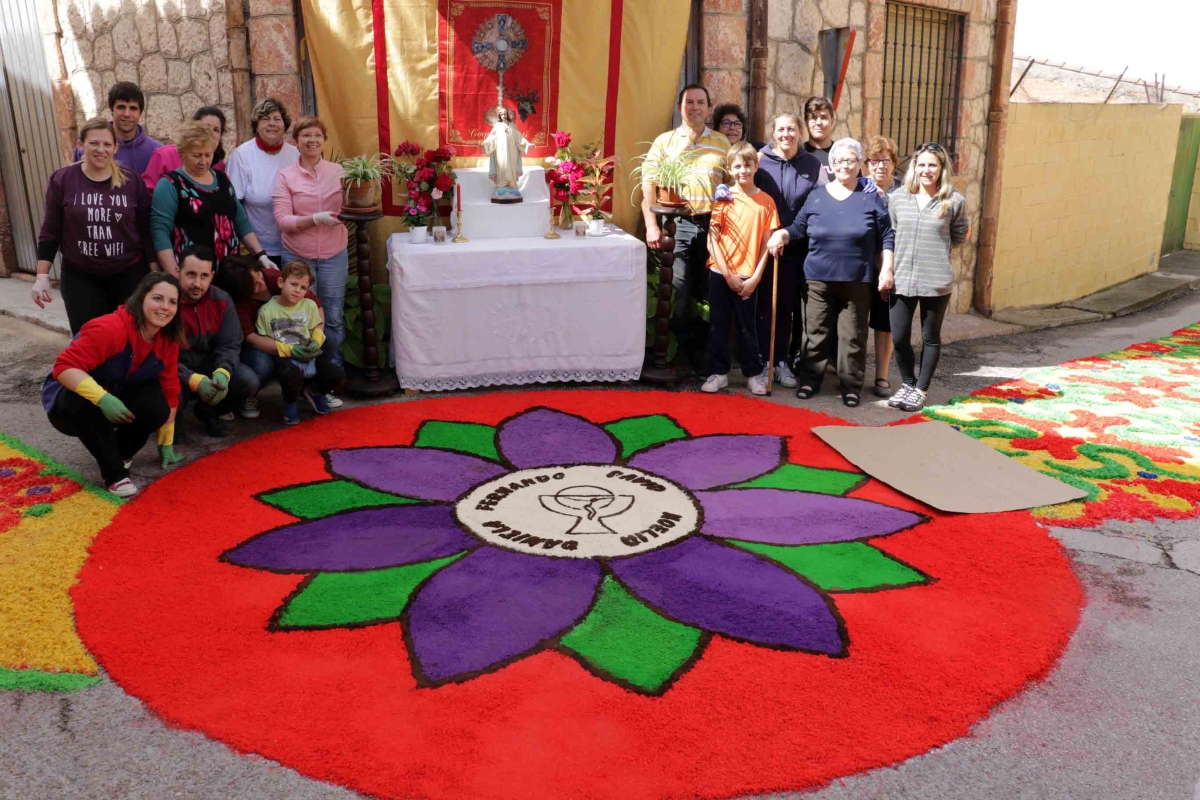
284, 248, 349, 366
238, 345, 276, 397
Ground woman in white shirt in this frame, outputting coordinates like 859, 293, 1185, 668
225, 98, 299, 264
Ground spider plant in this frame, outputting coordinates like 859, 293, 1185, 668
629, 146, 700, 205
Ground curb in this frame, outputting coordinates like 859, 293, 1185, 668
0, 307, 72, 336
991, 274, 1200, 334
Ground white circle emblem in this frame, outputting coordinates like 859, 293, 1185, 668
455, 465, 699, 559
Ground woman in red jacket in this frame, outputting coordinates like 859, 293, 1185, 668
43, 273, 188, 498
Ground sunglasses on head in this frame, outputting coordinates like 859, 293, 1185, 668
916, 142, 947, 154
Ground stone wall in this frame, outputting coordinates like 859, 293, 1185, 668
989, 103, 1181, 310
700, 0, 750, 111
44, 0, 240, 160
767, 0, 1000, 313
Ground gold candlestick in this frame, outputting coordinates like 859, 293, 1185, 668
452, 203, 468, 244
544, 199, 560, 240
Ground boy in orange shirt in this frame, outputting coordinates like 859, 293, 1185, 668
701, 141, 780, 395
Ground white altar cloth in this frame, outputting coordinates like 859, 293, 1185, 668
388, 225, 645, 391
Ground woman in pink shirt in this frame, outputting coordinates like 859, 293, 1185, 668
141, 106, 228, 191
272, 115, 349, 366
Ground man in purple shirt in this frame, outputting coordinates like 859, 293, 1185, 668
72, 82, 162, 175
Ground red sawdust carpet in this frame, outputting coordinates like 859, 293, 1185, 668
73, 390, 1081, 799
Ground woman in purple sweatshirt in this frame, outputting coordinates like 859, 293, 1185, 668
754, 112, 822, 388
32, 118, 156, 334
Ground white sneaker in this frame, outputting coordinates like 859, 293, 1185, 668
240, 397, 260, 419
108, 478, 138, 498
747, 371, 769, 396
325, 393, 343, 409
888, 384, 916, 409
218, 411, 235, 422
774, 361, 797, 388
700, 374, 729, 393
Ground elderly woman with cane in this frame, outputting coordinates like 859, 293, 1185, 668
767, 138, 894, 407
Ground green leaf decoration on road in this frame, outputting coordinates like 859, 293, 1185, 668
274, 553, 467, 630
413, 421, 500, 461
729, 541, 928, 592
261, 480, 419, 520
559, 576, 704, 694
604, 415, 688, 458
0, 667, 100, 692
731, 462, 863, 497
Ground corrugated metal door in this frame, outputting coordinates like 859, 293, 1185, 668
1162, 115, 1200, 255
0, 0, 62, 274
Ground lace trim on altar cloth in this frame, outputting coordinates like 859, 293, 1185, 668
399, 367, 643, 392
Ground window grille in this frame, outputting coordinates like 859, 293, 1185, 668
880, 2, 965, 164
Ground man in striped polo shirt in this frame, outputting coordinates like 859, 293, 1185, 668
641, 84, 731, 355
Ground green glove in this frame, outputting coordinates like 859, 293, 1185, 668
195, 376, 220, 404
211, 384, 230, 405
211, 370, 230, 391
292, 341, 319, 360
97, 393, 135, 424
158, 444, 184, 469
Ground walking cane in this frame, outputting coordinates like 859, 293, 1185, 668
767, 254, 779, 395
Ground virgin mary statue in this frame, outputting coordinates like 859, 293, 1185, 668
482, 105, 531, 204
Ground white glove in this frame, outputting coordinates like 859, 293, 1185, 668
31, 274, 52, 308
258, 253, 274, 270
312, 211, 339, 227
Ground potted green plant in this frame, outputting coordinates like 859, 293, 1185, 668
340, 153, 396, 212
630, 147, 699, 210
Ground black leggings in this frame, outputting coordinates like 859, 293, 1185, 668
889, 294, 951, 392
47, 381, 170, 485
60, 260, 150, 334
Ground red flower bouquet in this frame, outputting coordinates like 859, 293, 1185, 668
393, 141, 458, 228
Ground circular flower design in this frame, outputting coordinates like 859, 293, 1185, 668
223, 408, 927, 692
471, 14, 528, 73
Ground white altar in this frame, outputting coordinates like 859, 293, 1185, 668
387, 167, 645, 391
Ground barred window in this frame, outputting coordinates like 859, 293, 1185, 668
880, 2, 965, 163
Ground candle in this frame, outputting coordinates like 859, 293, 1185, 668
456, 184, 462, 212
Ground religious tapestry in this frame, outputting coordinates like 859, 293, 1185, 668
437, 0, 562, 157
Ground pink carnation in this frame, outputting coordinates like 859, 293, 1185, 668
552, 130, 571, 149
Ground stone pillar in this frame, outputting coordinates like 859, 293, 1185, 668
246, 0, 302, 124
0, 174, 16, 277
227, 1, 253, 144
700, 0, 749, 112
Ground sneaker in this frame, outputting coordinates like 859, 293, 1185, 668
201, 416, 230, 437
325, 393, 344, 409
108, 478, 138, 498
700, 374, 729, 393
747, 371, 769, 396
239, 397, 260, 419
888, 384, 916, 409
774, 361, 797, 388
282, 402, 300, 426
897, 387, 927, 413
303, 387, 331, 415
218, 411, 235, 422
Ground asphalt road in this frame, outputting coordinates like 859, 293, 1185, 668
2, 292, 1199, 800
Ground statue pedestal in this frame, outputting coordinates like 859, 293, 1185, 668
455, 166, 550, 239
340, 210, 400, 399
640, 205, 687, 386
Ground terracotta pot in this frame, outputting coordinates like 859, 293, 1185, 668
342, 179, 377, 210
655, 185, 688, 209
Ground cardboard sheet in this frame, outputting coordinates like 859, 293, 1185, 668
813, 421, 1088, 513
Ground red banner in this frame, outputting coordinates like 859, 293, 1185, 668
437, 0, 561, 157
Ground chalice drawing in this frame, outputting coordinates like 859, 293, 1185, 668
539, 485, 635, 535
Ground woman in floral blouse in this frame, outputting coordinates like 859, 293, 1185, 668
150, 121, 272, 276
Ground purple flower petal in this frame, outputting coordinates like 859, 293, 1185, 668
626, 435, 783, 490
609, 537, 845, 654
496, 408, 617, 469
329, 447, 507, 502
405, 548, 601, 684
222, 506, 476, 572
697, 489, 924, 545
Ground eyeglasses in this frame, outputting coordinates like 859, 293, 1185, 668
719, 120, 744, 129
831, 158, 859, 166
866, 158, 893, 167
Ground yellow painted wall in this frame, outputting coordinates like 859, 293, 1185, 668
991, 103, 1183, 310
1186, 156, 1200, 251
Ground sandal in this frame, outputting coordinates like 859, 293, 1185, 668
873, 377, 892, 397
795, 385, 816, 400
842, 392, 861, 408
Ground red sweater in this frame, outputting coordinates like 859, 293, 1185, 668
53, 306, 181, 408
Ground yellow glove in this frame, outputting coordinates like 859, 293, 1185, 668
73, 376, 108, 404
310, 327, 326, 348
274, 341, 294, 358
157, 423, 175, 446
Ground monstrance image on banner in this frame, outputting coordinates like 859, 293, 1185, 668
438, 0, 561, 156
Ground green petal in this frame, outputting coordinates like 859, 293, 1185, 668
731, 462, 863, 496
413, 421, 500, 461
604, 415, 688, 458
559, 576, 704, 694
728, 541, 929, 592
23, 504, 54, 518
274, 553, 466, 630
0, 667, 100, 692
260, 479, 419, 520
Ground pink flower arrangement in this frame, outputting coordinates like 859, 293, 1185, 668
544, 131, 617, 223
393, 140, 457, 228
